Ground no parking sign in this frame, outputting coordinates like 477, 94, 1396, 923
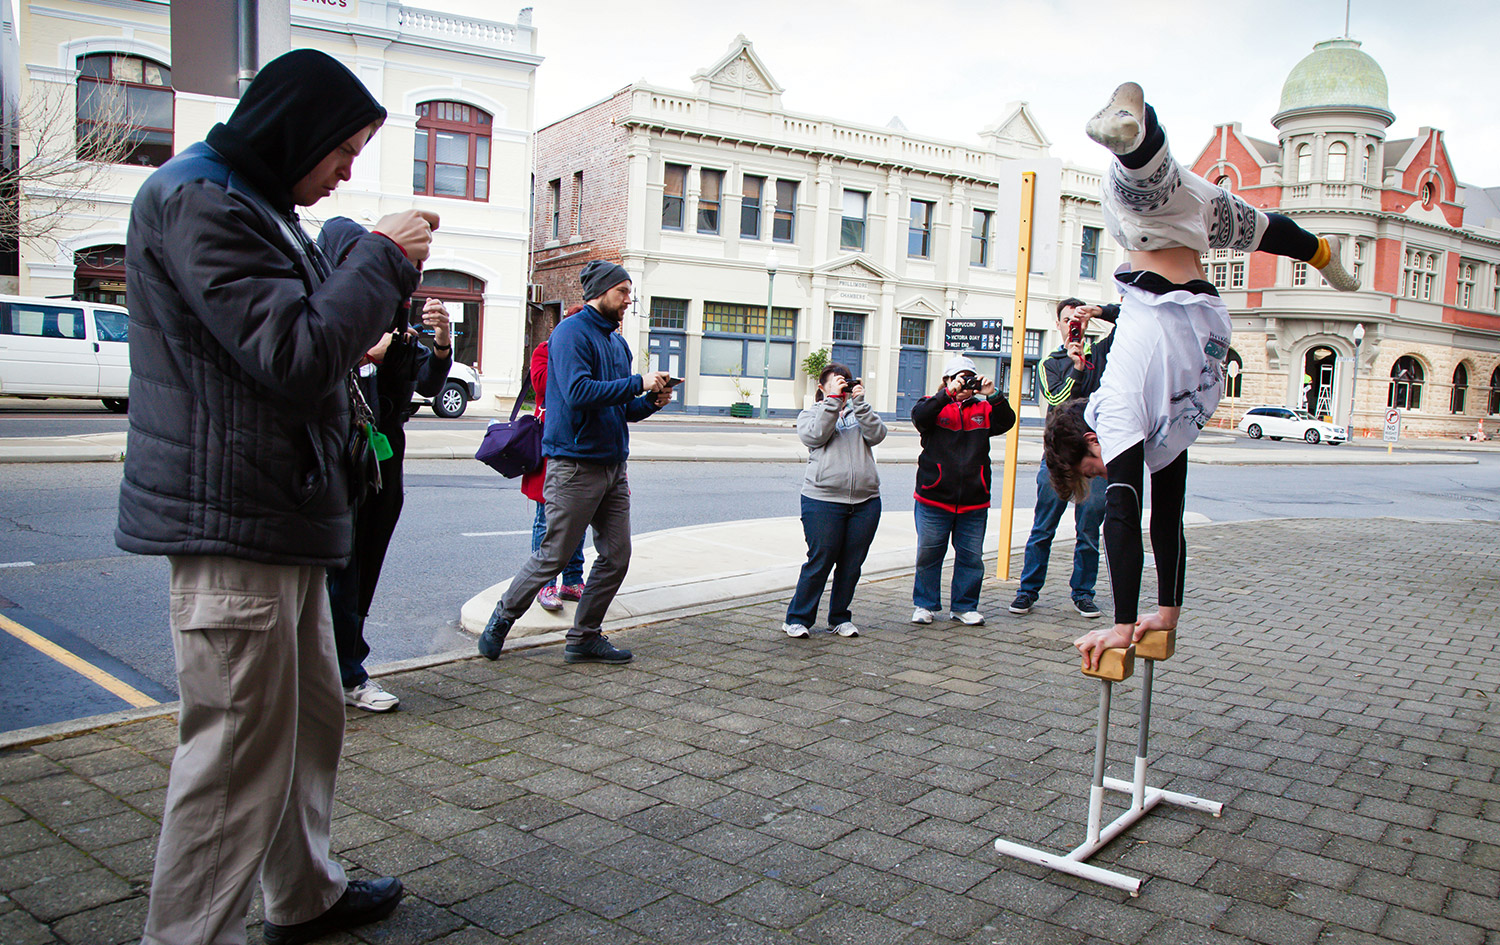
1383, 408, 1401, 442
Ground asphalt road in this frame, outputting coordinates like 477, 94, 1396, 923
2, 414, 1499, 733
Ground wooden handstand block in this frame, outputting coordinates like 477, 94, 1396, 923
1081, 646, 1135, 681
1134, 628, 1176, 662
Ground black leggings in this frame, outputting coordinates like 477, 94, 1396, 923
1102, 442, 1187, 625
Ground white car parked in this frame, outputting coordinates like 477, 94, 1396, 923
411, 360, 483, 418
0, 295, 131, 412
1237, 405, 1347, 444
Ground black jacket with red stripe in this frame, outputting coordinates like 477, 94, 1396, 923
910, 389, 1017, 513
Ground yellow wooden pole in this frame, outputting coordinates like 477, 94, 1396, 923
996, 171, 1036, 582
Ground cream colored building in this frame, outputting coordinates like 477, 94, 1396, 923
17, 0, 539, 393
531, 37, 1119, 418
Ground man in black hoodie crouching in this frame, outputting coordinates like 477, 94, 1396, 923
117, 49, 437, 945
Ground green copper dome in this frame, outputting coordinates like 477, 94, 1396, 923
1277, 38, 1391, 118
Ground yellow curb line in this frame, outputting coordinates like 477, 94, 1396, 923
0, 613, 158, 708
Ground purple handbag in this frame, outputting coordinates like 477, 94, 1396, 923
475, 374, 542, 478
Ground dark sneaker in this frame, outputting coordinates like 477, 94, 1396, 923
564, 635, 633, 664
262, 877, 403, 945
478, 608, 512, 660
1073, 596, 1103, 619
1008, 593, 1035, 615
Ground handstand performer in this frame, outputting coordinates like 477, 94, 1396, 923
1047, 82, 1359, 671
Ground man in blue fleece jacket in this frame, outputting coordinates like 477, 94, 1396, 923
479, 261, 671, 664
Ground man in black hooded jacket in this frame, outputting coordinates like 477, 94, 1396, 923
117, 49, 437, 945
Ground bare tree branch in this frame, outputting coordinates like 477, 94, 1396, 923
0, 79, 143, 255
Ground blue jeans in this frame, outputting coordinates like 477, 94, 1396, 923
785, 495, 882, 627
1017, 460, 1107, 602
913, 502, 987, 612
532, 500, 586, 587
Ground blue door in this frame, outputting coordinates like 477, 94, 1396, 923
648, 331, 686, 412
896, 317, 931, 418
830, 312, 865, 381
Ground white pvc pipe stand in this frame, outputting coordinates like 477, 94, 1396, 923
992, 659, 1224, 896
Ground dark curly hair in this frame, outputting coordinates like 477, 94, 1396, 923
815, 362, 855, 402
1042, 399, 1096, 502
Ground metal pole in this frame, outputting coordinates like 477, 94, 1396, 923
1349, 339, 1361, 436
760, 267, 774, 420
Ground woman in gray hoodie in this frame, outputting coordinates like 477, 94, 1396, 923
782, 363, 888, 638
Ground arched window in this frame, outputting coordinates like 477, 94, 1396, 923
412, 269, 484, 368
1296, 144, 1312, 183
413, 101, 492, 201
1326, 142, 1347, 181
1363, 144, 1376, 183
1491, 366, 1500, 416
1224, 348, 1243, 399
1451, 363, 1468, 414
76, 53, 173, 167
1388, 356, 1424, 410
74, 244, 127, 305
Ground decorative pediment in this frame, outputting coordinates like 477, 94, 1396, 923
895, 296, 944, 318
693, 35, 783, 95
816, 255, 893, 282
981, 101, 1051, 150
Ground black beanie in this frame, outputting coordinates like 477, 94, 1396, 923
205, 49, 386, 213
581, 260, 630, 301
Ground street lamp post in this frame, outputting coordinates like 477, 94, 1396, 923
1349, 322, 1365, 436
761, 249, 779, 420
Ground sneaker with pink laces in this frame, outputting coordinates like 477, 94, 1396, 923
537, 585, 563, 612
558, 583, 585, 602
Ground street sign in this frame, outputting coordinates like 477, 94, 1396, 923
945, 318, 1006, 352
1383, 408, 1401, 442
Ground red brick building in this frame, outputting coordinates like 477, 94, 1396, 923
1186, 38, 1500, 436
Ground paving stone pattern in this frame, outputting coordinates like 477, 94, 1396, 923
1, 518, 1497, 944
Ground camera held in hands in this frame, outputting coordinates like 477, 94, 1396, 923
1067, 318, 1084, 344
960, 374, 983, 391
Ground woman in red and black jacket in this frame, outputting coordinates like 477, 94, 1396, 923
909, 355, 1017, 627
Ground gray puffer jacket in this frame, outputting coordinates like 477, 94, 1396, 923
796, 393, 887, 504
115, 142, 418, 566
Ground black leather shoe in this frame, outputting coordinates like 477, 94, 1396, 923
262, 877, 404, 945
564, 635, 632, 664
478, 608, 512, 660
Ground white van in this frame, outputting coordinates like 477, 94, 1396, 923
0, 295, 132, 412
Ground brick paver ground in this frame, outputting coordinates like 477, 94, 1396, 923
2, 518, 1497, 944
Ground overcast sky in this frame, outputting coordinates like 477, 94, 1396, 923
421, 0, 1496, 186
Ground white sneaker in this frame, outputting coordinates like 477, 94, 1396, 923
832, 622, 860, 637
344, 679, 399, 713
1317, 235, 1360, 292
950, 611, 986, 626
1086, 81, 1145, 155
782, 622, 810, 638
911, 607, 934, 625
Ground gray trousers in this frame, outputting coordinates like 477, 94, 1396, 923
499, 458, 632, 642
143, 556, 347, 945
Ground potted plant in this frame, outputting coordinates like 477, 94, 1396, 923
729, 367, 753, 418
802, 347, 830, 380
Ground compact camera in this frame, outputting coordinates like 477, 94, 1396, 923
1067, 318, 1084, 344
960, 374, 983, 391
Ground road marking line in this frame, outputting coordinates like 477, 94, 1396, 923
0, 613, 158, 708
462, 530, 532, 537
0, 561, 36, 568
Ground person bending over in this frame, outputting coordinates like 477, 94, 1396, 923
1051, 81, 1358, 672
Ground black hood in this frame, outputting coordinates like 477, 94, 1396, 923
205, 49, 386, 213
